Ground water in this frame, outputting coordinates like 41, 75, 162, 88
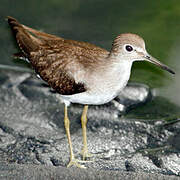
0, 0, 180, 105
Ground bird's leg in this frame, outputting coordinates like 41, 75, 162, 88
64, 105, 85, 168
81, 105, 92, 160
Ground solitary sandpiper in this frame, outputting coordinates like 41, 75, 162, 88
7, 16, 175, 168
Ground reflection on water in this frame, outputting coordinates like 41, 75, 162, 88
160, 40, 180, 105
0, 0, 180, 104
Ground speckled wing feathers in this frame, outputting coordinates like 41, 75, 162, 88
30, 47, 87, 95
7, 16, 109, 95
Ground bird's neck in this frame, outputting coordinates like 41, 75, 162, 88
93, 56, 133, 94
106, 54, 133, 78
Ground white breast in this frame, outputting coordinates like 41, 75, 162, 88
61, 60, 133, 105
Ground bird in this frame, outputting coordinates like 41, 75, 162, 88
7, 16, 175, 168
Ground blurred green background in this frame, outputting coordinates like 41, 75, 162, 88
0, 0, 180, 104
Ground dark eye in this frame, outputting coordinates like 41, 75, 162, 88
125, 45, 133, 52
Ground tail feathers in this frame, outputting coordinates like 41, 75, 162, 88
13, 52, 30, 63
22, 25, 63, 41
7, 16, 41, 55
7, 16, 22, 35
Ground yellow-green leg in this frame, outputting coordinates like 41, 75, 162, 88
81, 105, 92, 160
64, 105, 85, 168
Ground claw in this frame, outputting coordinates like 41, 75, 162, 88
67, 158, 86, 168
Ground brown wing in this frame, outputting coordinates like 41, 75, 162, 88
29, 47, 88, 95
7, 16, 109, 95
22, 23, 107, 52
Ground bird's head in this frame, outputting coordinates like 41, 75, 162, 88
110, 33, 175, 74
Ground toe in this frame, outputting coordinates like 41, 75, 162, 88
67, 158, 86, 168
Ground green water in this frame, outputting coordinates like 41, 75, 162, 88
0, 0, 180, 104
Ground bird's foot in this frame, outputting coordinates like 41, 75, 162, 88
67, 158, 86, 168
81, 148, 93, 161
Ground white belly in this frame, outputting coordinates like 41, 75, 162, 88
60, 90, 119, 105
61, 59, 132, 105
61, 75, 129, 105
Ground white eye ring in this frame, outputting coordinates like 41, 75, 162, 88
124, 44, 134, 52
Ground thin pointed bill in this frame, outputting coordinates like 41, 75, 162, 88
144, 54, 175, 75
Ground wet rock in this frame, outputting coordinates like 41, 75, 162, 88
0, 162, 179, 180
115, 82, 152, 112
0, 71, 9, 85
0, 68, 180, 179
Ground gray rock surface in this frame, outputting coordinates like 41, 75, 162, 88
0, 67, 180, 179
0, 162, 179, 180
